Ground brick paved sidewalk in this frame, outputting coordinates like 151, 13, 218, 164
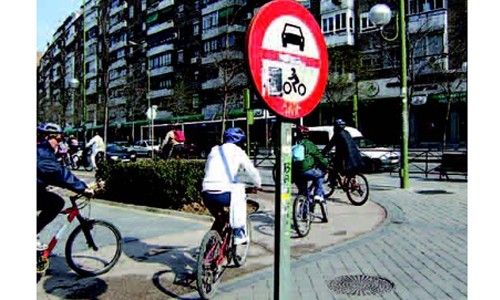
191, 174, 467, 300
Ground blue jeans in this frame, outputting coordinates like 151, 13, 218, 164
202, 191, 231, 234
296, 168, 325, 198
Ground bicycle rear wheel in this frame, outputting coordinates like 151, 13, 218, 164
232, 216, 251, 267
197, 230, 223, 299
322, 172, 336, 198
346, 173, 370, 206
292, 195, 312, 237
65, 219, 122, 277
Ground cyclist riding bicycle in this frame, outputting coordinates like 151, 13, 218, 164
37, 123, 94, 250
292, 125, 329, 203
322, 118, 364, 184
201, 127, 261, 245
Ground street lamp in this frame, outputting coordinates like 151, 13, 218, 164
369, 2, 409, 189
68, 78, 80, 131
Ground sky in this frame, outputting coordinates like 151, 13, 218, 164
37, 0, 82, 52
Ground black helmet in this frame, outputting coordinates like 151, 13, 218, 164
334, 119, 346, 129
37, 123, 63, 134
223, 127, 246, 144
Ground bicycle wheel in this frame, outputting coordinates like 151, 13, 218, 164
65, 220, 122, 277
197, 230, 222, 299
232, 216, 251, 267
346, 173, 370, 206
292, 195, 311, 237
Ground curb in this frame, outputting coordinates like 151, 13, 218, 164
91, 198, 215, 222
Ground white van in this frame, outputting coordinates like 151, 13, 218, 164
307, 126, 400, 172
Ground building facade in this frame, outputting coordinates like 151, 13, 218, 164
37, 0, 467, 147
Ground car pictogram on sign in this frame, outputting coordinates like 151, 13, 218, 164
282, 23, 305, 51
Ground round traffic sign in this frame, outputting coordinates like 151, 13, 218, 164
246, 0, 328, 119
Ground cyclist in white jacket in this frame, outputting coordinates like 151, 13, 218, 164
86, 132, 105, 169
202, 127, 261, 244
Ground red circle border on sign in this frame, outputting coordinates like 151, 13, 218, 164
246, 0, 328, 119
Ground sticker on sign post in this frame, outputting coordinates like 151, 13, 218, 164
246, 0, 328, 119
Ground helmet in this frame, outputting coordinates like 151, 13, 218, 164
37, 123, 63, 134
334, 119, 346, 129
223, 127, 246, 144
297, 125, 309, 135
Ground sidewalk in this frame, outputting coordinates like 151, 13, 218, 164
190, 174, 467, 299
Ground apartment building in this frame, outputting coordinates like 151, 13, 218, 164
37, 0, 467, 146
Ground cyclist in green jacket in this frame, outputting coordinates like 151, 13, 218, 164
293, 126, 329, 202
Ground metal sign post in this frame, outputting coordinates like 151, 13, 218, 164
245, 1, 329, 298
274, 120, 293, 299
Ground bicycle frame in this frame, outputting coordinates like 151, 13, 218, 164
39, 195, 90, 259
206, 225, 232, 268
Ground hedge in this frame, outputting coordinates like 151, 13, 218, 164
96, 159, 206, 211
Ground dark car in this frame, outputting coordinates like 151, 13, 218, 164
282, 23, 305, 51
106, 143, 137, 163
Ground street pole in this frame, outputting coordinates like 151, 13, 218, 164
82, 0, 87, 143
399, 0, 409, 188
244, 88, 252, 156
274, 119, 292, 300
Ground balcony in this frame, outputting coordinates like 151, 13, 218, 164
86, 83, 97, 95
150, 65, 174, 77
85, 53, 97, 64
84, 37, 97, 48
110, 2, 128, 16
109, 40, 127, 52
86, 68, 97, 78
84, 17, 98, 29
324, 31, 355, 47
148, 88, 173, 99
201, 50, 243, 65
147, 0, 174, 14
202, 0, 245, 15
66, 33, 76, 45
109, 96, 127, 106
109, 58, 126, 70
147, 43, 174, 57
147, 20, 174, 35
53, 47, 61, 57
109, 20, 127, 34
109, 77, 127, 89
320, 0, 354, 13
408, 9, 447, 33
202, 24, 245, 41
201, 72, 246, 90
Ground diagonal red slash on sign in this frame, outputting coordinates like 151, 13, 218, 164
259, 49, 320, 68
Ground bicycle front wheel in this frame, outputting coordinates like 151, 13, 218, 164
197, 230, 222, 299
346, 173, 370, 206
292, 195, 311, 237
65, 220, 122, 277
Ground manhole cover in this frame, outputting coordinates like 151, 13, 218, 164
327, 275, 394, 296
415, 189, 453, 195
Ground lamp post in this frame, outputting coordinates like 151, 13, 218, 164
369, 2, 409, 189
69, 78, 80, 127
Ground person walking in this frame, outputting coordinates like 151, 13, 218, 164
161, 125, 185, 159
86, 132, 105, 169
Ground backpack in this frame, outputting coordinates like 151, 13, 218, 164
173, 130, 185, 142
292, 142, 305, 162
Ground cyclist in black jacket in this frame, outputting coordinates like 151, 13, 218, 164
37, 123, 94, 248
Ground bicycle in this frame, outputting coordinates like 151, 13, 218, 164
37, 182, 123, 277
322, 168, 370, 206
292, 179, 328, 237
196, 187, 256, 299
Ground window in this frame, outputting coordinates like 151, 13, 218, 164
178, 50, 184, 64
129, 5, 134, 18
202, 12, 218, 31
360, 12, 376, 32
149, 53, 172, 68
414, 33, 444, 57
159, 79, 172, 89
322, 12, 348, 34
193, 21, 200, 36
408, 0, 445, 14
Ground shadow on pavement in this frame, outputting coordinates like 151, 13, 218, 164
121, 237, 199, 298
40, 255, 108, 299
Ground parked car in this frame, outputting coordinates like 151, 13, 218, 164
306, 126, 400, 173
106, 143, 137, 163
127, 140, 160, 157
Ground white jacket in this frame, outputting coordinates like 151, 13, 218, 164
86, 135, 105, 153
202, 143, 261, 192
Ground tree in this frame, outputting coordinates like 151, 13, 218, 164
96, 0, 111, 143
167, 78, 194, 116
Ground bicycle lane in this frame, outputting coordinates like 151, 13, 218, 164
36, 188, 212, 300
